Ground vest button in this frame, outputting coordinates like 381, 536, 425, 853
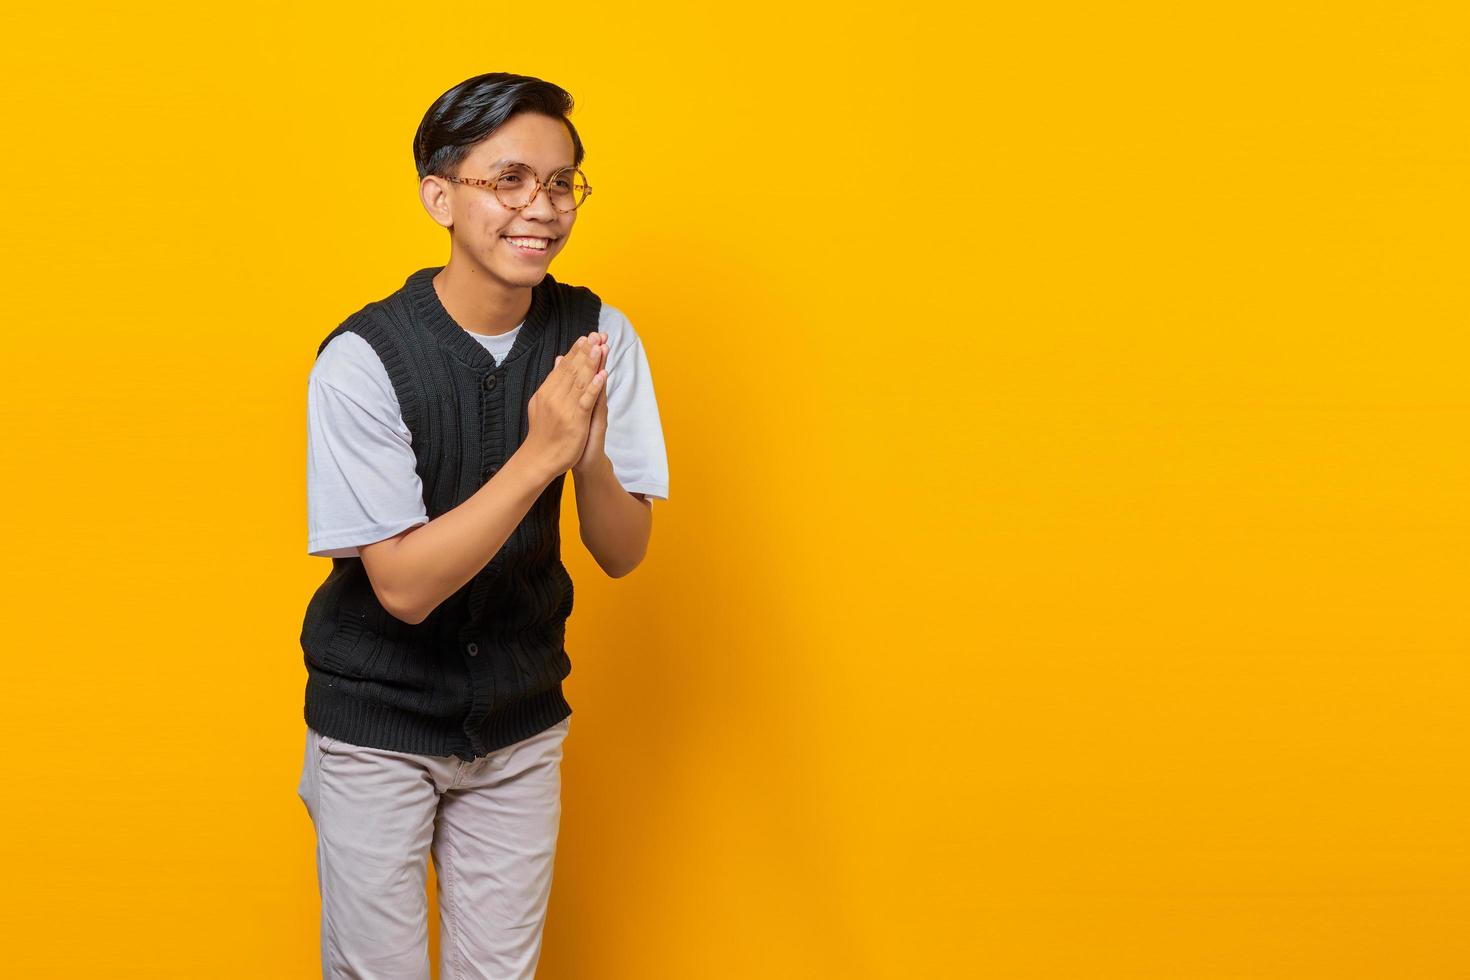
466, 642, 479, 656
482, 374, 497, 391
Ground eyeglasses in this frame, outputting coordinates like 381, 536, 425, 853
443, 164, 592, 212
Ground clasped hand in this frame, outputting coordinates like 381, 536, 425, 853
524, 331, 609, 478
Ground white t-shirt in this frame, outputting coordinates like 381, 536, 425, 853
307, 301, 668, 558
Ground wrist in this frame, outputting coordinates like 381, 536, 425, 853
506, 443, 559, 490
572, 449, 613, 482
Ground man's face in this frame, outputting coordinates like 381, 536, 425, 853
426, 111, 578, 287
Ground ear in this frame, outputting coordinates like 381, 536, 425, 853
420, 175, 454, 230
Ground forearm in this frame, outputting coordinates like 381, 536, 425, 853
573, 454, 652, 578
373, 447, 555, 624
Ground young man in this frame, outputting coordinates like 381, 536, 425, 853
296, 73, 668, 979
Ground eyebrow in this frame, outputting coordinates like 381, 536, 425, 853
489, 158, 575, 173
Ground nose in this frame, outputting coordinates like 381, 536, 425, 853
521, 180, 560, 221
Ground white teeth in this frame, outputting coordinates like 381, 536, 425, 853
505, 237, 548, 250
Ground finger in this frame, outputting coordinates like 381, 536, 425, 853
554, 339, 580, 375
554, 334, 598, 397
578, 338, 605, 382
591, 376, 608, 417
579, 370, 606, 410
552, 338, 585, 395
568, 336, 599, 389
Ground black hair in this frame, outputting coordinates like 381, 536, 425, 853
412, 72, 585, 181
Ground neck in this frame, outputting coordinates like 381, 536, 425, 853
432, 256, 532, 336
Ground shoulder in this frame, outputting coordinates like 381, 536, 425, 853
314, 289, 418, 364
309, 328, 397, 407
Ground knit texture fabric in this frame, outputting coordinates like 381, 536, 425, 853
300, 266, 602, 761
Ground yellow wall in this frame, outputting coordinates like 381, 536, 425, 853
2, 2, 1465, 977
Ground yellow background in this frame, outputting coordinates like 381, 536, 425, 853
3, 2, 1466, 977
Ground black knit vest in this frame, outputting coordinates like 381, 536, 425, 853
300, 266, 602, 761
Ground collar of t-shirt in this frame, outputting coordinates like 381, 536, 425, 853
463, 321, 523, 363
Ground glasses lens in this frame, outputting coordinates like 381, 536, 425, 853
547, 168, 589, 211
492, 166, 536, 209
492, 166, 588, 211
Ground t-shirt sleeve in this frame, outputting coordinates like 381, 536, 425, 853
307, 332, 430, 558
599, 303, 670, 502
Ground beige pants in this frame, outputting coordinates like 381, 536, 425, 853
296, 716, 571, 979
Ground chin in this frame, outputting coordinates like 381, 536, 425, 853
497, 260, 548, 281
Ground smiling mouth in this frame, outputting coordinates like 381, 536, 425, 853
502, 235, 555, 253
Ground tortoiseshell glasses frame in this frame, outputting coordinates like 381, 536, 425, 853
441, 165, 593, 212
